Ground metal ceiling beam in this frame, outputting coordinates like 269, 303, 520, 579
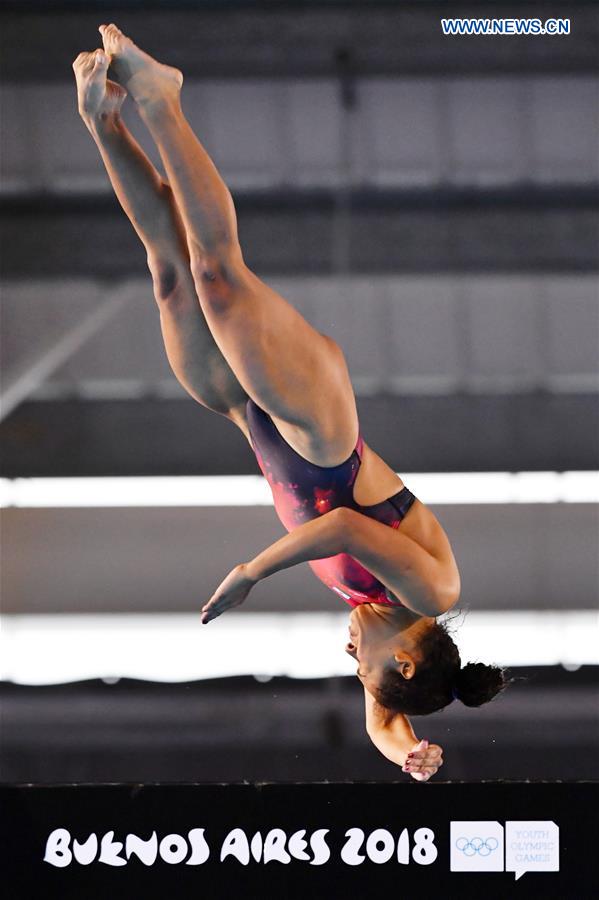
3, 188, 598, 278
1, 394, 597, 476
0, 286, 131, 422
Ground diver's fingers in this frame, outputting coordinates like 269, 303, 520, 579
407, 743, 443, 763
201, 593, 231, 622
409, 769, 434, 782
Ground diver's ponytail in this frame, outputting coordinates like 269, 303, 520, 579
454, 662, 507, 707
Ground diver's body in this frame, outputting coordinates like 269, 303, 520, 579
72, 25, 504, 781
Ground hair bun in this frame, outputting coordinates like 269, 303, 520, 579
455, 662, 507, 707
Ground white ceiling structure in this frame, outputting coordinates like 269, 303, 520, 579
2, 76, 599, 194
2, 74, 598, 410
1, 72, 597, 413
2, 273, 598, 409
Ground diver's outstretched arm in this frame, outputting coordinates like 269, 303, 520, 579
200, 508, 350, 624
200, 506, 455, 624
363, 684, 444, 782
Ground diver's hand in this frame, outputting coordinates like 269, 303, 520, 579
401, 739, 444, 782
201, 563, 255, 624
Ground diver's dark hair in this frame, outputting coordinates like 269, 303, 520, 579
375, 618, 508, 719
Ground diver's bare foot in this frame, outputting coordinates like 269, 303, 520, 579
72, 49, 127, 123
98, 23, 182, 108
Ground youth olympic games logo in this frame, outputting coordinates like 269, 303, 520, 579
450, 820, 559, 879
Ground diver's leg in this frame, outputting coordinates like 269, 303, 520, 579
99, 24, 358, 464
73, 48, 248, 423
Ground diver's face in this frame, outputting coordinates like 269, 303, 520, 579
345, 604, 418, 693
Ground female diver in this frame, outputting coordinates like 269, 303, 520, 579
73, 25, 507, 782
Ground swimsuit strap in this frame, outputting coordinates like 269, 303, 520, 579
355, 432, 364, 462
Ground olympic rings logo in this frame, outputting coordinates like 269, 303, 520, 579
455, 836, 499, 857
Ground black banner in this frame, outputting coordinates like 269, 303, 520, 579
1, 783, 597, 899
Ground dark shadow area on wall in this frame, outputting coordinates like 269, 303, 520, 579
2, 394, 598, 476
1, 666, 597, 783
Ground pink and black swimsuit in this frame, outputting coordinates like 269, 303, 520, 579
246, 398, 416, 608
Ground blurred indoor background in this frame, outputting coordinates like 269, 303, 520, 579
1, 0, 598, 782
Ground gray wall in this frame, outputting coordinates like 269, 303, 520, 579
3, 504, 597, 613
